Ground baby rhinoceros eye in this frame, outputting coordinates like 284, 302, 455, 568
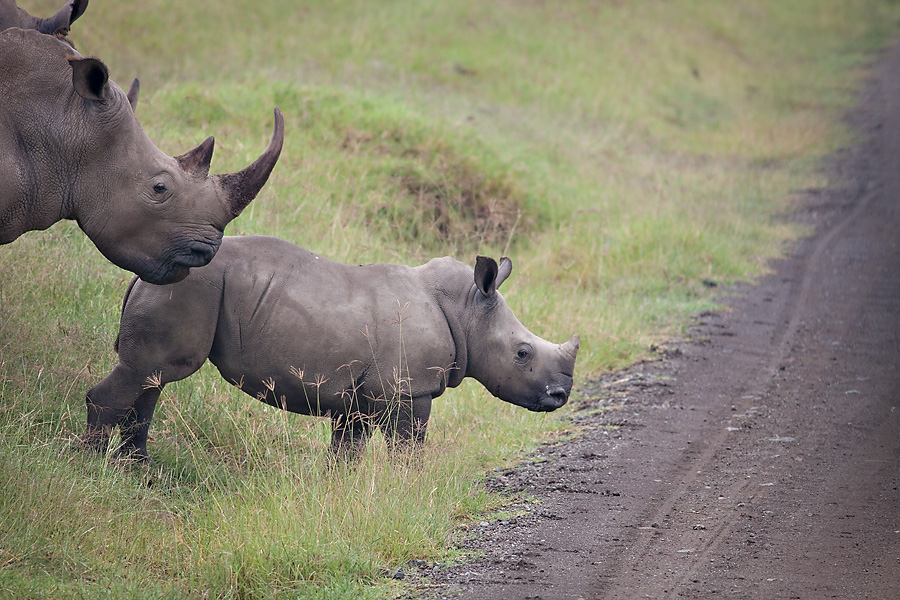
515, 344, 533, 364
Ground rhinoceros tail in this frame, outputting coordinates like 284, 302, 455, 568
114, 275, 140, 354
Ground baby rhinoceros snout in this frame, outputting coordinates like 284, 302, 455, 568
540, 383, 572, 411
535, 334, 580, 411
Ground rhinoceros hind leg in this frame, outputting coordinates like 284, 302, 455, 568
85, 365, 148, 456
330, 411, 372, 458
377, 395, 432, 451
85, 362, 191, 462
117, 387, 163, 461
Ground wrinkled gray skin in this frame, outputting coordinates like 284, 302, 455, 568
0, 0, 87, 39
86, 236, 580, 460
0, 28, 284, 284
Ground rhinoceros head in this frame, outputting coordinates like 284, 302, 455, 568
0, 0, 88, 38
67, 55, 285, 283
464, 256, 580, 412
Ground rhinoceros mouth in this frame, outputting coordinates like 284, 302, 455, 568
139, 264, 191, 285
143, 239, 221, 284
121, 230, 223, 285
525, 385, 570, 412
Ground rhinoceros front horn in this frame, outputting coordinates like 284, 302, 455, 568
215, 107, 285, 218
561, 335, 580, 363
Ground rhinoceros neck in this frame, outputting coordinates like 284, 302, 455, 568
0, 158, 70, 243
0, 4, 34, 32
424, 257, 476, 389
0, 31, 77, 241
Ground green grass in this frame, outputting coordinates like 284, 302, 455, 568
2, 0, 899, 597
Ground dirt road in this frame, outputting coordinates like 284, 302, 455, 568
421, 40, 900, 599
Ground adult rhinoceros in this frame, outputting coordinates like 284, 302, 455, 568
0, 28, 284, 284
0, 0, 87, 38
86, 236, 581, 460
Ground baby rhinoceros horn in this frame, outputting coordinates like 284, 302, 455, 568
214, 107, 285, 218
561, 335, 580, 363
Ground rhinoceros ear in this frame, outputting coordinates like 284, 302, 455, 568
496, 257, 512, 289
70, 0, 89, 23
69, 57, 109, 102
475, 256, 499, 297
37, 2, 73, 36
475, 256, 513, 297
126, 78, 140, 112
37, 0, 88, 36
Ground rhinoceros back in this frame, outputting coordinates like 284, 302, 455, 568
200, 236, 457, 414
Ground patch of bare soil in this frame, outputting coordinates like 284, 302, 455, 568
410, 40, 900, 599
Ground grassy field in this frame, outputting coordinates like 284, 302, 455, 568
2, 1, 898, 597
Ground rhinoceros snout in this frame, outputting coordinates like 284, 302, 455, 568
540, 384, 571, 411
533, 336, 580, 411
139, 239, 222, 284
173, 239, 222, 269
187, 241, 218, 266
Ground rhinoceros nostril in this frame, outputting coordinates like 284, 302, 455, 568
188, 242, 216, 266
541, 386, 569, 411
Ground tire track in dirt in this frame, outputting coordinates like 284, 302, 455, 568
422, 41, 900, 600
600, 183, 882, 599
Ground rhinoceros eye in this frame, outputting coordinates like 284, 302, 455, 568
515, 344, 533, 365
153, 182, 168, 194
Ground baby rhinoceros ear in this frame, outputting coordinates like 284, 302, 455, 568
474, 256, 513, 297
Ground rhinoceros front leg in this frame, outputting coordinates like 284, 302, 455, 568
376, 395, 433, 451
85, 364, 162, 462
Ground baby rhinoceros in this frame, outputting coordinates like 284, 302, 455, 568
86, 236, 580, 460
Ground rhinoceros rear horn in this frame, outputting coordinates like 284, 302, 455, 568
215, 107, 285, 217
176, 136, 215, 178
69, 56, 109, 102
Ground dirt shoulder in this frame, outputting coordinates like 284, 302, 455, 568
416, 40, 900, 600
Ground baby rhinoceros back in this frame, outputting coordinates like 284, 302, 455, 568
85, 236, 579, 461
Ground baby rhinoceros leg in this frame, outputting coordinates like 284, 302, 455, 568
329, 410, 373, 459
86, 357, 209, 461
85, 366, 164, 461
85, 278, 219, 462
375, 395, 433, 452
